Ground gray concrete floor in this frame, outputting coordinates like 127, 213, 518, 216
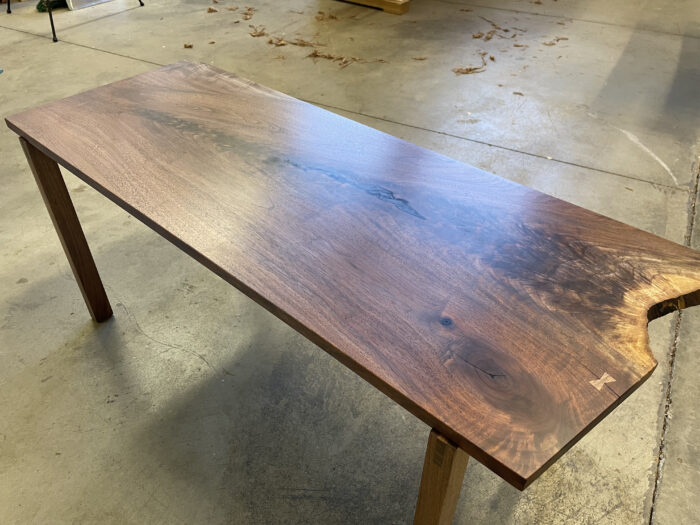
0, 0, 698, 523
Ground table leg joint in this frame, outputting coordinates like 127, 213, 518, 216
414, 428, 469, 525
20, 137, 113, 322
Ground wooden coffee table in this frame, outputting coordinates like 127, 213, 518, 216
6, 62, 700, 524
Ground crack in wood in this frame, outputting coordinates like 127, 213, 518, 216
283, 159, 426, 220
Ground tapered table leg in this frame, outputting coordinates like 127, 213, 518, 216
414, 429, 469, 525
20, 138, 112, 322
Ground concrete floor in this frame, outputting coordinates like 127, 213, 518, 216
1, 0, 698, 523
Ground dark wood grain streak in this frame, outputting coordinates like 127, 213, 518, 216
19, 138, 113, 323
6, 62, 700, 489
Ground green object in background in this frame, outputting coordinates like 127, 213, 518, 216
37, 0, 68, 12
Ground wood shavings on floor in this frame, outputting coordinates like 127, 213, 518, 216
307, 50, 387, 68
453, 52, 488, 75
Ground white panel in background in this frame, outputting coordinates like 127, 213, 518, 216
66, 0, 113, 11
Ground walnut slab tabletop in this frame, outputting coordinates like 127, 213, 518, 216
7, 62, 700, 510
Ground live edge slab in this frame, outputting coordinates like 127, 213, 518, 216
7, 62, 700, 523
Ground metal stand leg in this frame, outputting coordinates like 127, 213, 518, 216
40, 0, 142, 43
47, 0, 58, 42
7, 0, 11, 14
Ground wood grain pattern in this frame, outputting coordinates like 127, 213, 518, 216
6, 62, 700, 489
414, 429, 469, 525
20, 138, 113, 323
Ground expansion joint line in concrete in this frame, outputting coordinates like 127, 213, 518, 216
0, 22, 694, 193
0, 23, 163, 66
648, 158, 699, 524
310, 101, 691, 193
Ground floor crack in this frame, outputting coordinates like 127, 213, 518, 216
309, 100, 690, 192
